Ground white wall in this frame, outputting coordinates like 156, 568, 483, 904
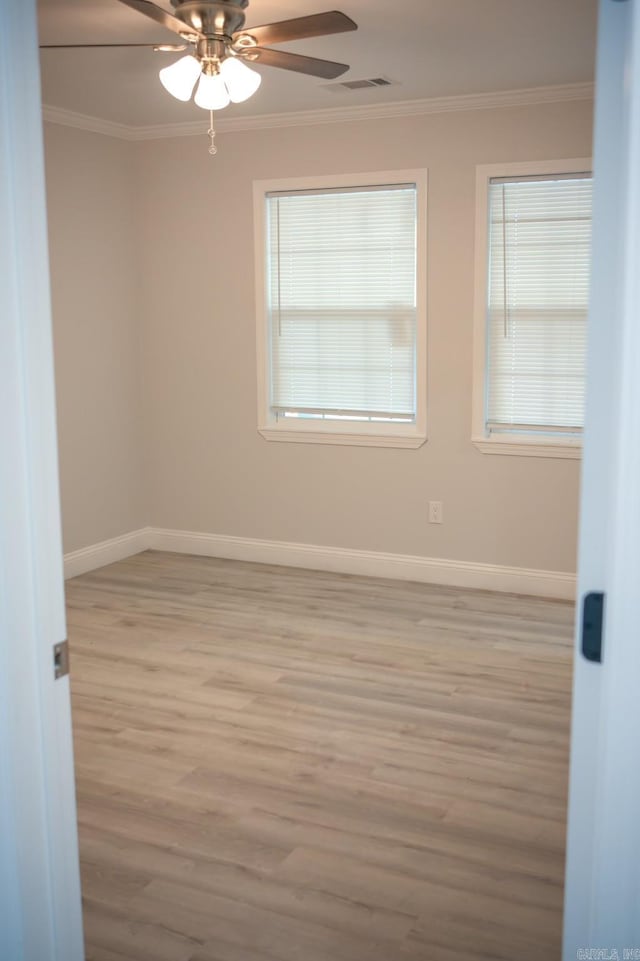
44, 124, 144, 553
44, 95, 593, 576
137, 99, 592, 573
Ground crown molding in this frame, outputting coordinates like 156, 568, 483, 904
42, 104, 135, 140
43, 81, 594, 142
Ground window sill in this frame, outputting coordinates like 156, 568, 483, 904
472, 436, 582, 459
259, 426, 427, 449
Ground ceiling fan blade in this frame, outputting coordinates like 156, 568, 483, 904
40, 43, 187, 50
233, 10, 357, 47
248, 47, 349, 80
116, 0, 203, 40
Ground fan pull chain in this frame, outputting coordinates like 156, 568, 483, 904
207, 110, 217, 156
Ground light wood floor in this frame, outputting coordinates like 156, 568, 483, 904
66, 550, 574, 961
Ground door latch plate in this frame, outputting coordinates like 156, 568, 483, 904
53, 640, 70, 679
581, 592, 605, 663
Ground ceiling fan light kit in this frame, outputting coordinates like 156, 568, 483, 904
159, 40, 262, 109
42, 0, 357, 154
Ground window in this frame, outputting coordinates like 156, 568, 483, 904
472, 159, 592, 458
254, 170, 427, 447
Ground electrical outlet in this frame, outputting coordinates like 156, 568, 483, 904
428, 500, 443, 524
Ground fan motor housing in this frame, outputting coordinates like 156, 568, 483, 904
171, 1, 249, 38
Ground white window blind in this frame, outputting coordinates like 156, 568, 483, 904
486, 173, 592, 435
266, 184, 417, 421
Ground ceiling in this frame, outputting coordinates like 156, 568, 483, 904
38, 0, 598, 128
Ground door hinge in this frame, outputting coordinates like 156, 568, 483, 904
53, 640, 70, 679
581, 591, 605, 663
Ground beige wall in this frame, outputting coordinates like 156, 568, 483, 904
44, 124, 143, 554
136, 99, 592, 573
44, 98, 592, 572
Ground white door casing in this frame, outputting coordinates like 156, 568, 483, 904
0, 0, 84, 958
564, 0, 640, 953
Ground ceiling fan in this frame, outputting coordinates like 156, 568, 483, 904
42, 1, 357, 150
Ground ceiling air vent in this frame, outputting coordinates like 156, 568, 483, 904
342, 77, 392, 89
324, 77, 395, 93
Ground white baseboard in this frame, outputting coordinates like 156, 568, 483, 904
146, 527, 576, 600
63, 528, 150, 579
64, 526, 575, 599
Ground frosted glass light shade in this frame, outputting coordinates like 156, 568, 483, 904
219, 57, 262, 103
159, 55, 202, 101
194, 71, 231, 110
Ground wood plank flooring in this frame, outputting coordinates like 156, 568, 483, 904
66, 550, 574, 961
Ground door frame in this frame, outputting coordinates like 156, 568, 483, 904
563, 0, 640, 954
0, 0, 84, 958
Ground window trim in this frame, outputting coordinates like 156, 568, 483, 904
471, 158, 592, 460
253, 169, 428, 449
